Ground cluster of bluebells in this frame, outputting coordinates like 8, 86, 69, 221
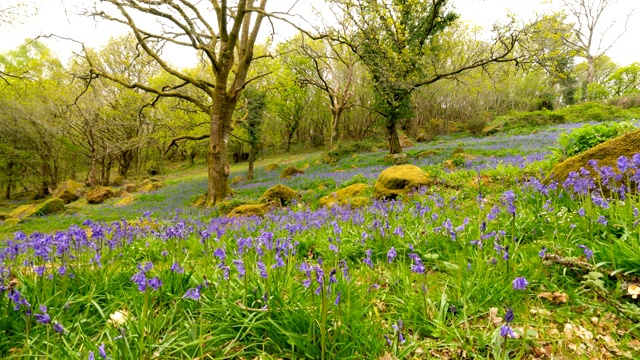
130, 262, 162, 292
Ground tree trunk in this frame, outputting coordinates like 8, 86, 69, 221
5, 160, 13, 200
329, 108, 342, 149
90, 157, 97, 188
584, 54, 596, 100
286, 130, 294, 152
247, 149, 256, 181
206, 88, 236, 207
387, 121, 402, 154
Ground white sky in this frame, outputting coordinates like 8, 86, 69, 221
1, 0, 638, 67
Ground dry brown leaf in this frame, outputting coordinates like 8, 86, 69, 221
377, 352, 396, 360
628, 339, 640, 350
489, 307, 502, 327
537, 291, 568, 304
626, 284, 640, 299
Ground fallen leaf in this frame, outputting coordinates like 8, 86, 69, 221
537, 291, 568, 304
489, 307, 502, 327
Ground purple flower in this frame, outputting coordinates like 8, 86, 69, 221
183, 286, 202, 301
88, 351, 95, 360
578, 244, 593, 260
384, 334, 392, 346
257, 259, 268, 279
501, 190, 516, 215
232, 259, 245, 279
334, 291, 341, 306
363, 249, 373, 268
512, 277, 529, 290
35, 305, 51, 324
539, 247, 547, 258
148, 276, 162, 291
213, 247, 226, 261
387, 247, 397, 263
53, 322, 65, 334
596, 215, 608, 226
170, 262, 184, 274
130, 272, 147, 292
98, 343, 107, 359
500, 324, 516, 338
617, 156, 631, 173
504, 308, 514, 324
577, 208, 586, 217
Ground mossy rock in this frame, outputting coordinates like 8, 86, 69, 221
548, 129, 640, 183
230, 176, 245, 185
115, 195, 135, 207
139, 182, 163, 193
280, 166, 305, 179
373, 165, 431, 200
452, 147, 465, 156
227, 203, 272, 218
8, 198, 66, 220
111, 175, 126, 186
2, 217, 20, 226
265, 163, 280, 171
415, 150, 437, 158
86, 186, 117, 204
259, 184, 299, 207
383, 153, 409, 165
346, 196, 371, 208
399, 133, 414, 148
319, 183, 371, 208
0, 212, 9, 221
141, 178, 160, 187
442, 160, 456, 171
52, 180, 85, 204
121, 183, 139, 194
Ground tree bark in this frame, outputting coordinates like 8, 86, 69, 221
329, 108, 343, 149
206, 87, 237, 206
387, 121, 402, 154
5, 160, 13, 200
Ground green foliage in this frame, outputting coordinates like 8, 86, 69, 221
550, 121, 637, 162
323, 140, 380, 163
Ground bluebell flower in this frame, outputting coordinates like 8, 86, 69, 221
170, 262, 184, 274
539, 247, 547, 258
387, 247, 397, 263
578, 244, 593, 260
183, 286, 202, 301
500, 324, 516, 338
53, 322, 65, 334
35, 305, 51, 324
512, 277, 529, 290
596, 215, 608, 226
98, 343, 107, 359
88, 351, 95, 360
504, 307, 514, 323
148, 276, 162, 291
257, 260, 268, 279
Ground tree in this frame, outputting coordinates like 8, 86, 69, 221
87, 0, 270, 206
607, 62, 640, 96
326, 0, 522, 154
560, 0, 633, 100
294, 36, 357, 148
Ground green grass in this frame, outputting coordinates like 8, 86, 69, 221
1, 125, 640, 359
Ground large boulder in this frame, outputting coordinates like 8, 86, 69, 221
139, 181, 163, 193
227, 203, 272, 218
52, 180, 85, 204
86, 186, 116, 204
121, 183, 139, 194
280, 166, 305, 179
548, 129, 640, 183
399, 133, 414, 148
265, 163, 280, 172
373, 164, 431, 200
259, 184, 298, 206
8, 198, 66, 220
383, 153, 409, 165
111, 175, 126, 186
319, 183, 371, 208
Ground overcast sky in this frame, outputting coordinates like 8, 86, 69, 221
1, 0, 637, 67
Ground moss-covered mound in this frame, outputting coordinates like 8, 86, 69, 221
280, 166, 305, 179
265, 164, 280, 171
139, 181, 163, 193
8, 198, 66, 220
86, 186, 116, 205
52, 180, 85, 204
548, 129, 640, 183
373, 165, 431, 200
227, 203, 272, 218
111, 175, 126, 186
319, 183, 371, 208
383, 153, 409, 165
115, 195, 135, 207
259, 184, 298, 207
399, 133, 414, 148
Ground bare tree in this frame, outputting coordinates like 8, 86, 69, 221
86, 0, 270, 206
560, 0, 633, 99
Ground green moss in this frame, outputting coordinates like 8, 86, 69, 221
227, 203, 272, 218
319, 183, 371, 207
259, 184, 299, 206
8, 198, 66, 220
373, 164, 431, 200
548, 129, 640, 183
280, 166, 305, 179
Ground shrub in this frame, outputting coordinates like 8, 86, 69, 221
549, 121, 638, 162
